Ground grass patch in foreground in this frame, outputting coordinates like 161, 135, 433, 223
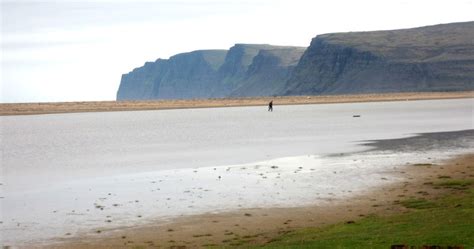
434, 179, 474, 190
399, 198, 436, 209
245, 188, 474, 249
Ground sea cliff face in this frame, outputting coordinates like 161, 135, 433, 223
117, 45, 305, 100
117, 22, 474, 100
282, 22, 474, 95
117, 50, 227, 100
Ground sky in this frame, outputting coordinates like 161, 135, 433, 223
1, 0, 473, 103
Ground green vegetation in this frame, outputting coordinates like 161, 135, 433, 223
233, 179, 474, 249
434, 179, 473, 190
399, 198, 436, 209
413, 163, 435, 167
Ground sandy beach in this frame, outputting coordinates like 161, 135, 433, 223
1, 98, 472, 248
0, 91, 472, 116
47, 153, 474, 248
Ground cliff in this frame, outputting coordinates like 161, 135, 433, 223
230, 47, 306, 97
282, 22, 474, 95
117, 22, 474, 100
117, 50, 227, 100
117, 45, 305, 100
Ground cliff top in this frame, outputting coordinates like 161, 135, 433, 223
316, 21, 474, 62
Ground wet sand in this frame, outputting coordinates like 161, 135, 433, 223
44, 153, 474, 248
12, 129, 471, 248
2, 100, 472, 248
1, 91, 472, 115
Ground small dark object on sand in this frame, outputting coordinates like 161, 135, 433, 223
391, 245, 408, 249
353, 115, 361, 117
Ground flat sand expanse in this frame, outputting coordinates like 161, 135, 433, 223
46, 154, 474, 248
1, 91, 472, 115
2, 100, 472, 248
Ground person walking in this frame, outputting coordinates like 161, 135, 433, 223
268, 100, 273, 112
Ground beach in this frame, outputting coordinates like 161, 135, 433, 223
1, 98, 473, 248
51, 153, 474, 248
0, 91, 472, 116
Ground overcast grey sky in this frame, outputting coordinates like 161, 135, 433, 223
1, 0, 473, 103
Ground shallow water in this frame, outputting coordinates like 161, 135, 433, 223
1, 99, 473, 245
2, 99, 473, 191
